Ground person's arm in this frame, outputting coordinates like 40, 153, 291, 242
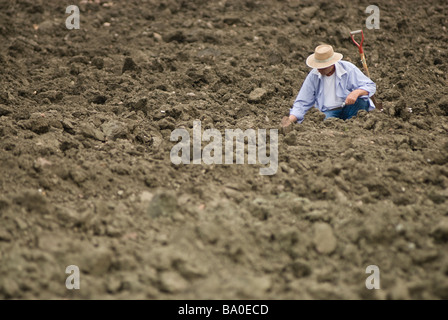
346, 65, 376, 105
288, 114, 298, 122
345, 89, 369, 105
289, 72, 316, 123
281, 114, 298, 127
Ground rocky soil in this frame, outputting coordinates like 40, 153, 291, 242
0, 0, 447, 299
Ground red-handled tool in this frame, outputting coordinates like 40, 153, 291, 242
350, 29, 382, 110
350, 30, 364, 52
350, 30, 370, 77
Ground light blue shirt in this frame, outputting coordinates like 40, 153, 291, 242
290, 60, 376, 123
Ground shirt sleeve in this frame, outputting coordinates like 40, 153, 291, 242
290, 72, 316, 123
348, 65, 376, 97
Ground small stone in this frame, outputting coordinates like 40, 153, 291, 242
101, 121, 128, 141
140, 191, 154, 202
248, 88, 268, 103
37, 90, 63, 102
38, 20, 55, 34
176, 259, 208, 280
300, 6, 319, 20
147, 190, 179, 218
106, 277, 122, 293
14, 217, 28, 230
0, 91, 13, 105
80, 123, 105, 141
158, 271, 188, 293
313, 223, 337, 255
0, 105, 12, 116
438, 96, 448, 115
387, 280, 410, 300
284, 131, 297, 146
197, 48, 221, 59
122, 57, 140, 74
153, 32, 163, 42
92, 57, 104, 69
290, 259, 312, 278
125, 97, 148, 113
70, 169, 88, 185
196, 222, 221, 244
0, 278, 20, 298
33, 157, 53, 171
428, 188, 448, 203
411, 249, 439, 265
61, 119, 76, 134
267, 50, 283, 65
81, 247, 113, 276
14, 191, 49, 215
0, 229, 11, 242
163, 31, 185, 43
223, 17, 241, 25
395, 223, 405, 233
431, 219, 448, 243
89, 95, 107, 105
432, 276, 448, 299
60, 140, 79, 151
70, 55, 90, 64
22, 118, 50, 134
157, 118, 175, 130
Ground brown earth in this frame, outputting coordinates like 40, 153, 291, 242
0, 0, 448, 300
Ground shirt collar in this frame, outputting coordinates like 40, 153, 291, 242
334, 61, 346, 79
311, 61, 347, 79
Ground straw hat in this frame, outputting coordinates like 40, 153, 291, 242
306, 44, 343, 69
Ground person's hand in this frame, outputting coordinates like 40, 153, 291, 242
345, 89, 369, 105
281, 116, 293, 128
280, 116, 294, 135
345, 91, 359, 105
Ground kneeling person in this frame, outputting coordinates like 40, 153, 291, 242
281, 44, 376, 129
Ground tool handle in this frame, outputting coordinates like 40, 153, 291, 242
350, 30, 383, 111
350, 30, 363, 35
350, 29, 364, 54
360, 53, 371, 78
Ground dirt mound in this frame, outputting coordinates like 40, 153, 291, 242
0, 0, 447, 299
